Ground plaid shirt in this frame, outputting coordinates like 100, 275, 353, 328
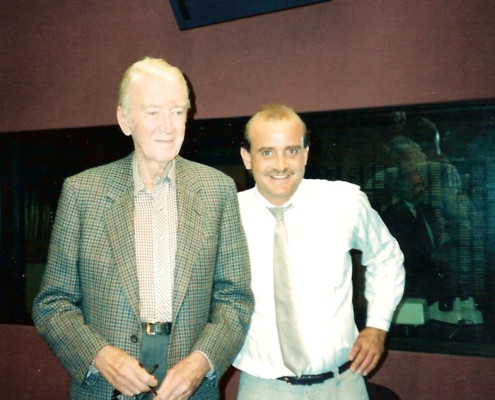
133, 156, 177, 322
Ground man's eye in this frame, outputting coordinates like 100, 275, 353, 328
171, 108, 185, 117
261, 150, 272, 156
288, 148, 299, 155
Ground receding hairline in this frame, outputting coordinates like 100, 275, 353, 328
243, 104, 308, 149
118, 57, 190, 112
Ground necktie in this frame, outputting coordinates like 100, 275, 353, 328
269, 206, 309, 376
415, 205, 435, 250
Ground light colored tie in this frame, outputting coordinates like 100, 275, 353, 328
269, 206, 309, 377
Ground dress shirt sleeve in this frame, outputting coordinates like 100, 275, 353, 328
193, 350, 216, 379
353, 191, 405, 331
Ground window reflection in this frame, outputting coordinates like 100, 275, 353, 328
381, 169, 444, 302
304, 101, 495, 356
0, 100, 493, 357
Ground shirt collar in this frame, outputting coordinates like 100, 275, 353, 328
253, 179, 306, 210
132, 153, 176, 195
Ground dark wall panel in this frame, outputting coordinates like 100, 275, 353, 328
169, 0, 330, 29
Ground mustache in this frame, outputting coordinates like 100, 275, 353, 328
269, 168, 290, 174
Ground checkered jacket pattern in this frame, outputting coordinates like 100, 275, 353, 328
33, 154, 254, 399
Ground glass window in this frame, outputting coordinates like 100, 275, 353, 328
1, 99, 493, 358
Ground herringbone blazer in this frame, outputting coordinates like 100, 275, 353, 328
33, 154, 254, 399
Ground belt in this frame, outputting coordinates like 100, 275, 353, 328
142, 322, 172, 335
277, 361, 352, 386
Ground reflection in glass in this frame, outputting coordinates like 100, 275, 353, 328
304, 101, 494, 356
0, 100, 494, 357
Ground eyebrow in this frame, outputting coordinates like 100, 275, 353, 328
256, 144, 303, 152
257, 146, 274, 152
142, 102, 186, 108
142, 104, 161, 110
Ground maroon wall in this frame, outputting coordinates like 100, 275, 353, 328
367, 350, 495, 400
1, 2, 495, 396
2, 323, 494, 400
1, 0, 495, 133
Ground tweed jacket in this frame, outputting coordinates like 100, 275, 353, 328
33, 154, 254, 399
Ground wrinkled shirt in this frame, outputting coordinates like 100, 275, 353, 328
234, 179, 405, 378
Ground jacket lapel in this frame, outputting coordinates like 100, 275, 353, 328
100, 155, 205, 323
104, 156, 141, 321
173, 157, 204, 321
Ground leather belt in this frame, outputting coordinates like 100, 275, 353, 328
142, 322, 172, 335
277, 360, 352, 386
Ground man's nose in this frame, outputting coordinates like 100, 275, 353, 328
159, 112, 173, 132
274, 154, 287, 171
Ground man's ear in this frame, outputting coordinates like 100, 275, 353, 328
240, 147, 252, 170
117, 106, 132, 136
303, 145, 309, 166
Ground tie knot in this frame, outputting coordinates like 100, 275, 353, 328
268, 206, 289, 222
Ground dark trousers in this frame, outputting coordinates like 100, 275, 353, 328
136, 331, 170, 399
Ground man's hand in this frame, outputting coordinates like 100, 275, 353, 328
94, 345, 158, 397
155, 351, 210, 400
348, 327, 387, 376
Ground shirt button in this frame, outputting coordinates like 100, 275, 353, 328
130, 335, 139, 343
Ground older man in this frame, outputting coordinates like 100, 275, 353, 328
33, 57, 253, 400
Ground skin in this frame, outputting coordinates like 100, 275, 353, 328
94, 71, 210, 399
117, 72, 188, 190
240, 116, 309, 206
402, 173, 427, 204
241, 113, 387, 376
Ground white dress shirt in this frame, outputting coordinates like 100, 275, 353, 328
233, 179, 405, 378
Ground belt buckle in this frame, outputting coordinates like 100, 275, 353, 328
145, 322, 156, 335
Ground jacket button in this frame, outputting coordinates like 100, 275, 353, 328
130, 335, 138, 343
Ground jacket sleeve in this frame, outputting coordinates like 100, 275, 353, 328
32, 178, 109, 384
190, 178, 254, 382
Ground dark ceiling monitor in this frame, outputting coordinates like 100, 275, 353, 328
169, 0, 331, 30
